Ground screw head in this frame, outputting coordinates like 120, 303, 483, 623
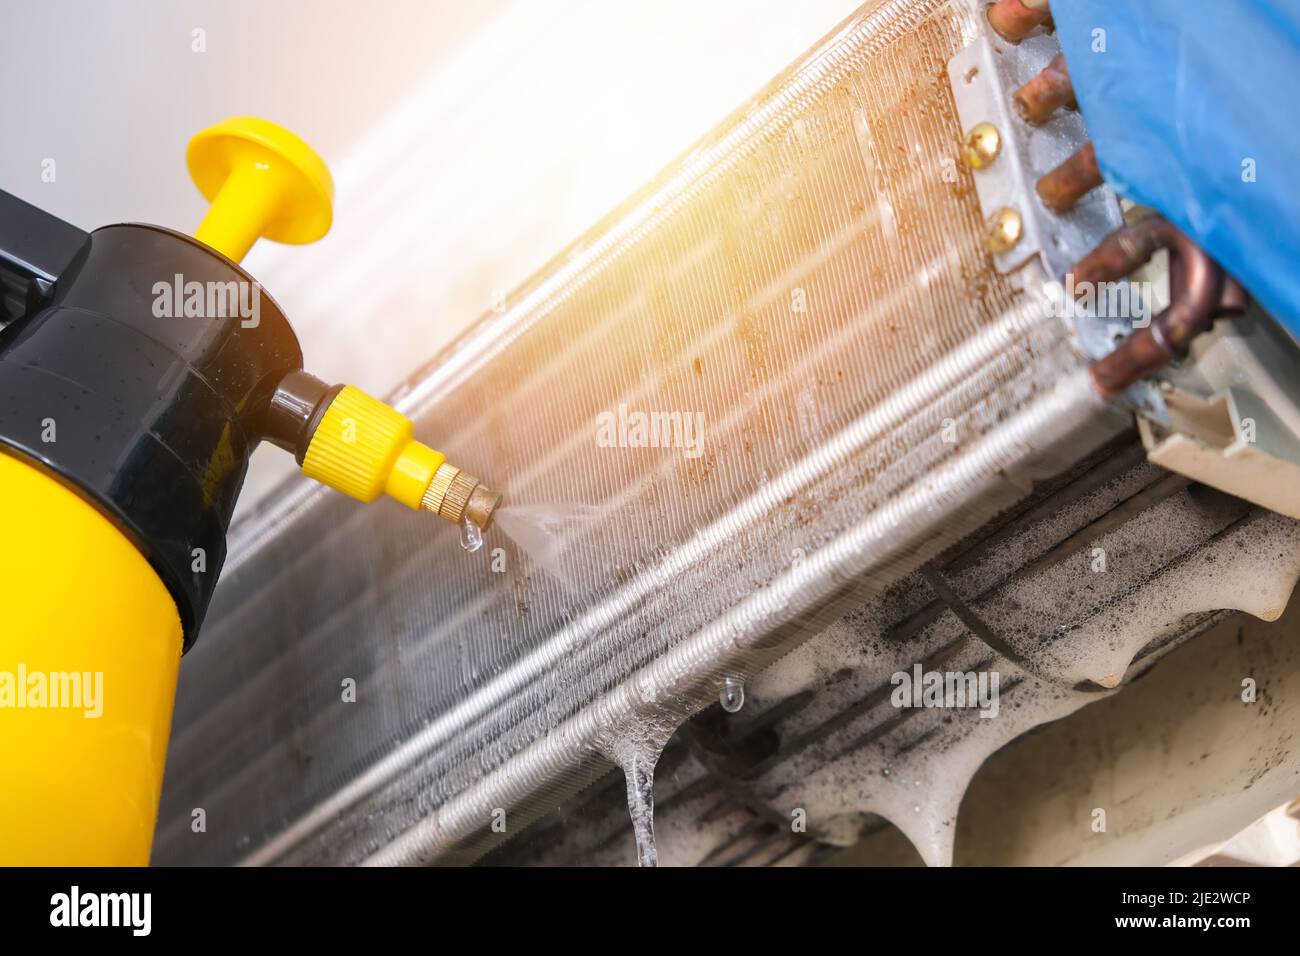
985, 207, 1023, 253
962, 121, 1002, 169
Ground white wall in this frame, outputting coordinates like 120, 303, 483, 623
2, 0, 510, 229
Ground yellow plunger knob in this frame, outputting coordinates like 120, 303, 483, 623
187, 116, 334, 263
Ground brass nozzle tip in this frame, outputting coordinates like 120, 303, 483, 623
421, 462, 502, 530
466, 484, 503, 531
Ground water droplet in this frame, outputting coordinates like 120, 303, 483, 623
720, 677, 745, 713
460, 518, 484, 553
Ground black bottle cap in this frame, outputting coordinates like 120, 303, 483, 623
0, 223, 303, 649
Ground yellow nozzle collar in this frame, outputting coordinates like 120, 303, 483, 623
187, 116, 334, 262
301, 386, 445, 510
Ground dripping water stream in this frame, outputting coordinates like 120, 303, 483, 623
619, 748, 659, 868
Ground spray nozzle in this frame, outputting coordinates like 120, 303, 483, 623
421, 463, 503, 531
185, 120, 503, 535
263, 371, 502, 533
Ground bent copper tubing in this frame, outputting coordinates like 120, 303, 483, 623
1076, 217, 1248, 401
1218, 274, 1251, 317
988, 0, 1051, 42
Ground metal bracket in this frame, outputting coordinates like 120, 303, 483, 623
947, 24, 1122, 281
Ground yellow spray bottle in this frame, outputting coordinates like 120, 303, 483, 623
0, 117, 499, 865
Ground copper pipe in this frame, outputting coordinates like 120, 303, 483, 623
1219, 275, 1251, 317
1079, 218, 1236, 400
1014, 52, 1075, 124
1036, 143, 1102, 211
987, 0, 1050, 41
